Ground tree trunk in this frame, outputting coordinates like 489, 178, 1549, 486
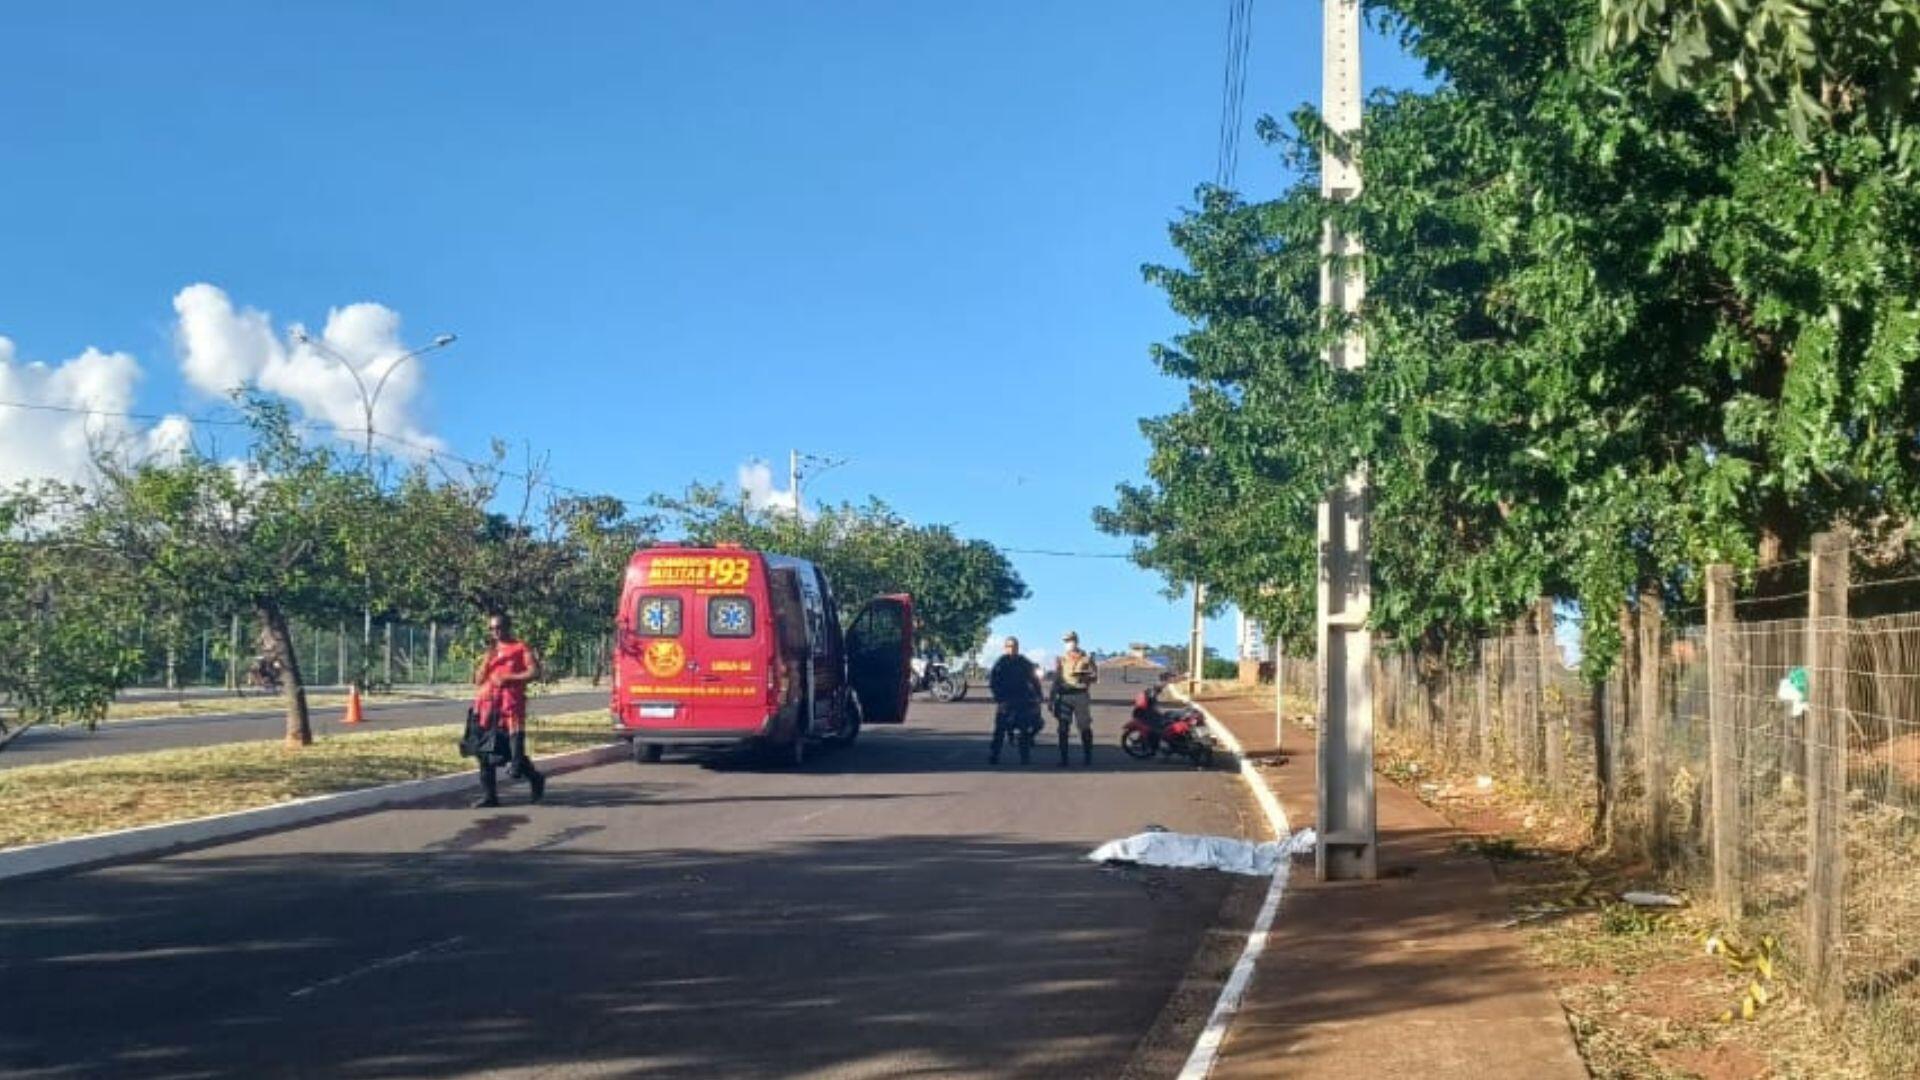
258, 602, 312, 747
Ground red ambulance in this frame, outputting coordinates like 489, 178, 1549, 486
610, 543, 914, 765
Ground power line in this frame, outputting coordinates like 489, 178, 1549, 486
1214, 0, 1255, 190
1001, 547, 1135, 560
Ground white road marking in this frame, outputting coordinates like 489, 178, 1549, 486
1176, 698, 1296, 1080
288, 935, 465, 999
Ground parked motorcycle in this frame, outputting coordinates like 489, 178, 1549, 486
1121, 684, 1216, 768
908, 656, 968, 702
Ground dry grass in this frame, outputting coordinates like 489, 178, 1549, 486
1376, 731, 1894, 1080
0, 710, 611, 850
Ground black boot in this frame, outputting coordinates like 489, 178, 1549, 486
527, 765, 546, 804
1018, 731, 1032, 765
1082, 730, 1094, 765
1057, 730, 1070, 767
473, 761, 500, 808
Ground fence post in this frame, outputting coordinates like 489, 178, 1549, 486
336, 622, 347, 688
1706, 564, 1743, 921
383, 622, 394, 688
1638, 583, 1667, 868
428, 621, 439, 685
1805, 529, 1849, 1013
228, 613, 242, 692
1538, 597, 1563, 793
1473, 639, 1489, 765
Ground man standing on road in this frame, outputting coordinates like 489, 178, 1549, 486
473, 612, 546, 808
987, 636, 1044, 765
1053, 631, 1099, 767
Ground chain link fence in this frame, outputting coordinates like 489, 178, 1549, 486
122, 619, 612, 693
1368, 540, 1920, 1074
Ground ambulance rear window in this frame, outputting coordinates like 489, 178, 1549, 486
634, 595, 683, 637
708, 595, 755, 638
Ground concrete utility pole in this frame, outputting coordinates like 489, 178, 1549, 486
1188, 581, 1207, 696
1315, 0, 1378, 881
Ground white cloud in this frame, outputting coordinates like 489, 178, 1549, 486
0, 336, 194, 488
738, 459, 800, 516
173, 283, 442, 455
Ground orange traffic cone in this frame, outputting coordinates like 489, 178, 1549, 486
343, 684, 365, 725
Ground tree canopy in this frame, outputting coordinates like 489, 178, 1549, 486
1101, 0, 1920, 677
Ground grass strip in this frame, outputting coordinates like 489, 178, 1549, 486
0, 710, 612, 850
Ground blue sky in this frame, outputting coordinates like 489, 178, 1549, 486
0, 2, 1425, 663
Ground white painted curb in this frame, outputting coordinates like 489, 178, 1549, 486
0, 742, 624, 883
1176, 694, 1295, 1080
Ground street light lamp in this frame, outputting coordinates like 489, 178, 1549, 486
290, 329, 458, 465
288, 328, 457, 690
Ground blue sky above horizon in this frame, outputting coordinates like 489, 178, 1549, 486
0, 2, 1427, 666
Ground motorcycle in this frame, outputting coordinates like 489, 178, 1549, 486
1121, 684, 1217, 768
908, 656, 968, 702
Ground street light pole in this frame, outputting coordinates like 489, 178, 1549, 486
789, 450, 848, 516
290, 329, 457, 686
294, 330, 457, 466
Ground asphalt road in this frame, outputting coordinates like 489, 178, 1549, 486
0, 693, 1262, 1079
0, 691, 614, 770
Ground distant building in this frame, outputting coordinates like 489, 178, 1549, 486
1104, 651, 1169, 685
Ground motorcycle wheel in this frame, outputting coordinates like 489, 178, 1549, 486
1120, 728, 1157, 760
1188, 742, 1215, 769
930, 675, 961, 703
949, 676, 969, 702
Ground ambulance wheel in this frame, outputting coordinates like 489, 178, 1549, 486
634, 741, 664, 764
838, 709, 861, 748
787, 732, 807, 768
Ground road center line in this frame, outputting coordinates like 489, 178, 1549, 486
288, 935, 465, 999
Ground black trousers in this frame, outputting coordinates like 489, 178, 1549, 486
478, 731, 543, 800
991, 704, 1039, 762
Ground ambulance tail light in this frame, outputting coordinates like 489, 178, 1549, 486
768, 663, 786, 707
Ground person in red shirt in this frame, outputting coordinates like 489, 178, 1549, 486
473, 612, 545, 808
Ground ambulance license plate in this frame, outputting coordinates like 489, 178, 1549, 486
638, 703, 677, 719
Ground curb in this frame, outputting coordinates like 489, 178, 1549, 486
1175, 693, 1295, 1080
0, 742, 625, 883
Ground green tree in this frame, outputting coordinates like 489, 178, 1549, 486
0, 483, 139, 744
80, 400, 371, 745
1104, 0, 1920, 679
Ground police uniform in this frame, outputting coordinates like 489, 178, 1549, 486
1054, 639, 1098, 766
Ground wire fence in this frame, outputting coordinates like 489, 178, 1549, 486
120, 619, 613, 692
1369, 536, 1920, 1074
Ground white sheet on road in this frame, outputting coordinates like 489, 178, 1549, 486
1089, 828, 1318, 877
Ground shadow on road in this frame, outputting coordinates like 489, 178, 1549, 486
0, 834, 1253, 1079
643, 692, 1243, 778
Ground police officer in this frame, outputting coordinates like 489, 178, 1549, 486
987, 636, 1043, 765
1053, 631, 1099, 766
